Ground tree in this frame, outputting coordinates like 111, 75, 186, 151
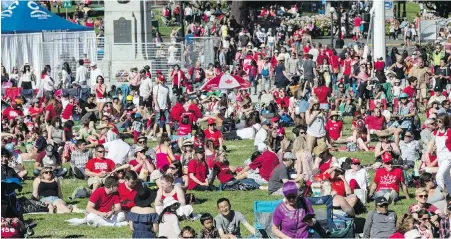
231, 1, 246, 25
423, 1, 450, 18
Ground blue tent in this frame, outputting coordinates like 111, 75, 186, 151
1, 1, 93, 33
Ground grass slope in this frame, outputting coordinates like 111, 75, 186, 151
20, 116, 417, 238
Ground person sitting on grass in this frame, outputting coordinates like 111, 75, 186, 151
214, 198, 256, 238
32, 167, 73, 214
70, 139, 92, 179
408, 187, 444, 222
33, 144, 68, 177
85, 145, 116, 191
369, 152, 410, 202
86, 176, 126, 227
197, 213, 220, 238
180, 226, 196, 239
268, 152, 303, 195
363, 196, 397, 238
128, 187, 159, 238
117, 171, 141, 212
389, 214, 415, 239
235, 143, 280, 186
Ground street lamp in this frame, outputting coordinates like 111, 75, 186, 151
330, 7, 335, 48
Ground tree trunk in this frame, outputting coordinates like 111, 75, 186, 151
231, 1, 246, 25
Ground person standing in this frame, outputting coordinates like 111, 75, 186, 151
75, 59, 89, 86
138, 69, 153, 110
152, 76, 171, 137
89, 62, 103, 92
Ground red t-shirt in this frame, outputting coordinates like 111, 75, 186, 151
187, 159, 208, 190
204, 128, 222, 147
249, 151, 279, 181
408, 203, 439, 215
188, 104, 202, 121
213, 161, 234, 184
403, 85, 416, 99
354, 17, 362, 27
118, 182, 140, 211
2, 107, 23, 120
314, 86, 330, 104
326, 120, 344, 140
374, 168, 405, 192
85, 158, 116, 174
89, 187, 120, 212
389, 232, 405, 239
129, 159, 153, 173
328, 175, 346, 197
342, 59, 352, 75
171, 70, 185, 86
374, 61, 385, 71
303, 46, 311, 54
170, 103, 185, 122
1, 218, 21, 238
28, 106, 43, 118
177, 123, 192, 136
275, 97, 290, 108
61, 103, 74, 120
329, 55, 340, 71
45, 104, 56, 121
319, 157, 333, 174
364, 115, 385, 130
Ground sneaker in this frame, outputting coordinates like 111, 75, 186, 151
190, 213, 202, 221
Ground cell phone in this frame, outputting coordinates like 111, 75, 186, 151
303, 214, 315, 222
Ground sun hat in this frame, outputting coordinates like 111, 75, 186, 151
282, 181, 298, 196
134, 187, 154, 207
329, 111, 339, 118
90, 62, 97, 67
150, 170, 163, 181
134, 146, 147, 154
377, 130, 393, 138
163, 197, 180, 210
313, 143, 330, 156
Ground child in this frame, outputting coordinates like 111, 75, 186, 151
392, 79, 402, 100
131, 113, 144, 144
197, 213, 220, 238
325, 111, 345, 145
399, 131, 420, 168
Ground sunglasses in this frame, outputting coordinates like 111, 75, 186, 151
384, 162, 393, 165
286, 194, 297, 199
43, 171, 52, 175
377, 204, 389, 207
299, 132, 306, 135
138, 140, 146, 144
352, 163, 361, 165
421, 217, 429, 221
418, 194, 428, 198
169, 166, 177, 170
97, 150, 105, 153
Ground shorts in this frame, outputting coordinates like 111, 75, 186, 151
88, 176, 107, 188
130, 85, 139, 92
247, 172, 268, 185
320, 103, 329, 111
155, 109, 170, 125
40, 196, 62, 204
96, 98, 106, 103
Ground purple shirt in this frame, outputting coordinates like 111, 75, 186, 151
272, 198, 314, 238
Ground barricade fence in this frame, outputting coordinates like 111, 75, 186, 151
40, 37, 213, 87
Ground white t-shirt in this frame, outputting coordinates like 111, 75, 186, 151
254, 128, 268, 146
103, 139, 130, 165
237, 127, 255, 139
90, 68, 103, 86
139, 77, 153, 98
153, 84, 169, 110
309, 48, 319, 61
184, 7, 193, 16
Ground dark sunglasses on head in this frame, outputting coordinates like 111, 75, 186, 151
169, 166, 177, 170
286, 194, 297, 199
138, 140, 146, 144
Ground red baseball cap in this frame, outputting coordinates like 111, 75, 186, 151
272, 117, 279, 123
208, 118, 215, 125
382, 152, 393, 164
351, 158, 361, 164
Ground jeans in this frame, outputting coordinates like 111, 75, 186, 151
155, 109, 170, 125
33, 168, 68, 177
72, 166, 86, 179
249, 75, 257, 94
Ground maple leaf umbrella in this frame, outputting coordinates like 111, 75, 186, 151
199, 74, 252, 92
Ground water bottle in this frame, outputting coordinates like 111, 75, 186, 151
311, 176, 322, 197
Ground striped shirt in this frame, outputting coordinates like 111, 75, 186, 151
70, 150, 92, 168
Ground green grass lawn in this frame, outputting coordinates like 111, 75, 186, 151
19, 116, 418, 238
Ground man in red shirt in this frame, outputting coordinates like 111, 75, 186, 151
204, 118, 223, 150
2, 102, 23, 120
170, 98, 186, 123
86, 176, 126, 227
85, 145, 116, 190
118, 171, 141, 211
235, 143, 279, 185
354, 15, 362, 39
322, 166, 357, 217
364, 108, 385, 135
188, 61, 206, 88
369, 153, 410, 203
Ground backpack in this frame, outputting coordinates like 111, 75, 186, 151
69, 186, 91, 200
163, 7, 170, 17
18, 197, 48, 214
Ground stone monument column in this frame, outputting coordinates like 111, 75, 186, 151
104, 0, 153, 81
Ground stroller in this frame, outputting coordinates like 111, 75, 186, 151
1, 178, 36, 238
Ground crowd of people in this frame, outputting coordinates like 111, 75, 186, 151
2, 1, 451, 239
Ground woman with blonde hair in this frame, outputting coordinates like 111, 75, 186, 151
32, 167, 73, 214
292, 130, 313, 181
305, 96, 327, 153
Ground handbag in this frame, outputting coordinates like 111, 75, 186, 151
18, 197, 49, 214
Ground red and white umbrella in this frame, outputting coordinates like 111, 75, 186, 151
199, 74, 252, 91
